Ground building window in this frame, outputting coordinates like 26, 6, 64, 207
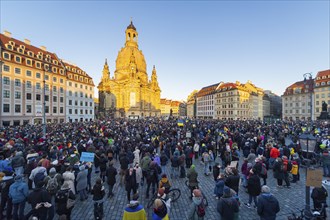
80, 101, 83, 106
69, 82, 72, 87
36, 62, 41, 68
15, 56, 21, 63
26, 70, 32, 77
26, 105, 32, 113
26, 93, 32, 100
75, 83, 77, 88
69, 109, 72, 114
53, 77, 57, 82
15, 68, 21, 74
80, 109, 83, 114
26, 81, 32, 88
60, 97, 64, 103
45, 106, 49, 113
75, 101, 78, 106
3, 52, 10, 60
60, 78, 64, 84
60, 107, 64, 113
3, 77, 10, 85
53, 107, 57, 114
85, 109, 88, 114
36, 83, 41, 90
53, 96, 57, 102
3, 90, 10, 98
80, 84, 83, 89
26, 59, 32, 66
80, 92, 83, 98
85, 102, 88, 106
90, 110, 93, 114
3, 65, 10, 72
69, 91, 72, 96
15, 79, 21, 87
69, 100, 72, 105
15, 91, 21, 99
36, 72, 41, 78
45, 84, 49, 91
45, 74, 49, 81
75, 109, 78, 114
60, 87, 64, 93
53, 86, 57, 92
36, 94, 41, 101
15, 104, 21, 113
45, 95, 49, 102
90, 102, 93, 107
3, 104, 10, 113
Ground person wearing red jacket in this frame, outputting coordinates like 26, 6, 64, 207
269, 146, 280, 169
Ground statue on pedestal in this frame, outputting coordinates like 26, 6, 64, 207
322, 101, 328, 112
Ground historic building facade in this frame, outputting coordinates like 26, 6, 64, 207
282, 78, 314, 121
314, 69, 330, 119
0, 31, 95, 126
98, 21, 161, 118
196, 83, 220, 119
186, 90, 198, 118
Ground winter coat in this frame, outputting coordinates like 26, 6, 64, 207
257, 193, 280, 220
9, 178, 29, 204
187, 196, 205, 220
125, 169, 137, 191
247, 174, 261, 196
187, 168, 198, 187
160, 154, 168, 166
27, 187, 51, 210
273, 160, 284, 180
55, 188, 76, 215
217, 196, 239, 220
76, 169, 88, 191
106, 165, 117, 186
62, 171, 75, 194
225, 174, 240, 194
11, 152, 25, 168
91, 182, 105, 201
214, 178, 225, 197
135, 166, 142, 184
29, 166, 47, 189
99, 157, 108, 172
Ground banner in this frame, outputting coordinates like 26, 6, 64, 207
80, 152, 95, 162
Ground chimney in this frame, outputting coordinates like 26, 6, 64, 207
24, 39, 31, 45
3, 30, 11, 38
40, 46, 47, 51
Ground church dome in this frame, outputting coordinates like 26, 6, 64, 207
115, 46, 147, 74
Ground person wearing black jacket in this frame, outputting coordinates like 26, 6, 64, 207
245, 168, 261, 209
311, 185, 328, 210
225, 168, 240, 195
55, 181, 76, 220
92, 178, 105, 220
145, 162, 158, 199
106, 161, 117, 198
125, 166, 137, 201
217, 186, 239, 220
98, 154, 108, 182
257, 185, 280, 220
160, 151, 168, 174
0, 169, 14, 219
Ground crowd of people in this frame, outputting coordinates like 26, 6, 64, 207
0, 118, 329, 220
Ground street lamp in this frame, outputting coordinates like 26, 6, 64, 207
43, 62, 52, 138
303, 73, 313, 121
299, 133, 317, 219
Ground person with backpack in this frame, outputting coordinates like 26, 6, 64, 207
146, 162, 159, 199
273, 158, 285, 188
140, 152, 151, 186
44, 167, 62, 197
281, 156, 292, 188
217, 186, 239, 220
29, 162, 47, 189
106, 161, 117, 198
187, 189, 206, 220
171, 152, 180, 179
55, 181, 76, 220
9, 175, 29, 220
11, 151, 25, 176
91, 178, 105, 220
187, 165, 199, 199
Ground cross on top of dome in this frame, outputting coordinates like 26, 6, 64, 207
127, 18, 136, 31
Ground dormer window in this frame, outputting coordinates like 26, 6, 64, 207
60, 69, 64, 75
53, 60, 58, 65
74, 75, 78, 80
80, 76, 83, 82
28, 51, 34, 57
9, 41, 15, 46
322, 76, 326, 79
18, 48, 23, 53
321, 82, 326, 86
52, 67, 57, 73
316, 83, 320, 86
6, 44, 13, 50
37, 54, 42, 60
78, 70, 81, 74
36, 62, 41, 69
68, 74, 72, 79
72, 68, 76, 73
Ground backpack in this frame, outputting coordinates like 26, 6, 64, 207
147, 168, 155, 180
161, 181, 170, 191
172, 157, 179, 167
282, 160, 292, 172
196, 200, 206, 217
34, 171, 46, 186
261, 163, 267, 176
46, 175, 59, 195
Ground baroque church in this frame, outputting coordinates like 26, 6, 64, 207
98, 21, 161, 118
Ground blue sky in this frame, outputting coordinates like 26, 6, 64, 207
1, 1, 329, 101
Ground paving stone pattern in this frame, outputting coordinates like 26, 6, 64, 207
66, 156, 321, 220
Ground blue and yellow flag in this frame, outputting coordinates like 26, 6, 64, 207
177, 119, 184, 127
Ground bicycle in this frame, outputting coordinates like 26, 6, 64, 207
146, 188, 181, 209
287, 204, 327, 220
185, 179, 208, 207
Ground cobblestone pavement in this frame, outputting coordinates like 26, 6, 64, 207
22, 155, 328, 220
66, 156, 329, 220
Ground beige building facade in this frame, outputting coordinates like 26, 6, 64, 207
314, 69, 330, 119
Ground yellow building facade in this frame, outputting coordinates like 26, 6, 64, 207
98, 21, 161, 118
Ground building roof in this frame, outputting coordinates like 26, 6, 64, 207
127, 21, 136, 31
62, 61, 94, 86
315, 69, 330, 88
283, 79, 314, 96
196, 82, 221, 97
